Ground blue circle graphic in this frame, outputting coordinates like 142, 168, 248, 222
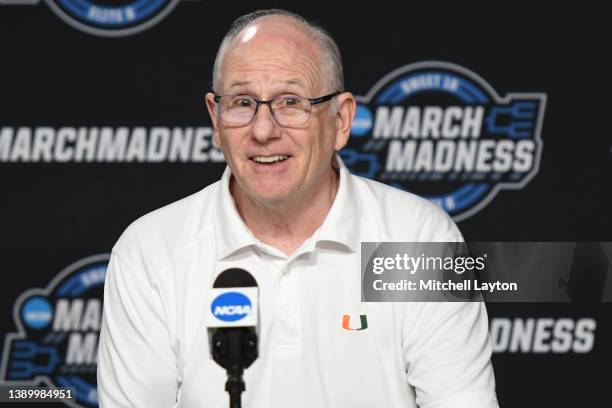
55, 0, 167, 27
22, 297, 53, 329
351, 104, 373, 137
369, 70, 492, 214
211, 292, 252, 322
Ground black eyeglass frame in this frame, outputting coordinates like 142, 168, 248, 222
212, 91, 342, 127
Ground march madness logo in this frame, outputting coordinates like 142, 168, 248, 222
0, 254, 109, 408
2, 0, 180, 37
343, 61, 546, 221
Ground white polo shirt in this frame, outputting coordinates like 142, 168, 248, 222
97, 157, 498, 408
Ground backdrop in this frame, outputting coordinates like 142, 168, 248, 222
1, 2, 611, 407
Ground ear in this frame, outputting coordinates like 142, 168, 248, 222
333, 92, 357, 151
205, 92, 221, 146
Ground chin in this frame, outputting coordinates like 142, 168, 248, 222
251, 189, 292, 205
246, 179, 293, 201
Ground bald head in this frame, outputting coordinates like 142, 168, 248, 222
212, 9, 344, 93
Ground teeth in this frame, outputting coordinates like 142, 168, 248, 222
252, 155, 288, 163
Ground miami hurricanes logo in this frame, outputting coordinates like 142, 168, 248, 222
342, 314, 368, 331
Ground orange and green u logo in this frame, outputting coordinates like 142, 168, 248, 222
342, 314, 368, 331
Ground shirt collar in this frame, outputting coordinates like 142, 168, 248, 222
316, 154, 361, 253
214, 166, 258, 260
214, 154, 361, 260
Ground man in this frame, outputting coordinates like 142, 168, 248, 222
98, 9, 498, 408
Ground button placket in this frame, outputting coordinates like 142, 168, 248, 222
276, 261, 301, 348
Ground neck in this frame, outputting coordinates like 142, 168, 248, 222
231, 167, 340, 256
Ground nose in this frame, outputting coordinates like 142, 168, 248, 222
251, 103, 279, 143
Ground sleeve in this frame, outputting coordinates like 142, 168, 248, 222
402, 301, 499, 408
97, 252, 179, 408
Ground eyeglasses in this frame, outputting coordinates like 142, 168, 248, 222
213, 91, 341, 128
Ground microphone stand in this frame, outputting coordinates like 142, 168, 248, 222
226, 330, 245, 408
212, 328, 258, 408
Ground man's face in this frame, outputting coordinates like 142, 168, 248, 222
206, 17, 352, 205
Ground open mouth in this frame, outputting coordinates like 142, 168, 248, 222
249, 154, 290, 164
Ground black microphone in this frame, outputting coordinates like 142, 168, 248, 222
207, 268, 259, 408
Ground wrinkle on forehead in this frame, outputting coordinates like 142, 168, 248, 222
227, 56, 320, 95
219, 16, 326, 95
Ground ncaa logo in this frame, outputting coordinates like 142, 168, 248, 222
0, 254, 109, 408
2, 0, 180, 37
211, 292, 252, 322
344, 61, 546, 221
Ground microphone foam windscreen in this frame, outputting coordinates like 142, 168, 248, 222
213, 268, 257, 288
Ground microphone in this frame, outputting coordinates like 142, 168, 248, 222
206, 268, 259, 408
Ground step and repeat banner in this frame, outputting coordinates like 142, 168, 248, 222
1, 2, 611, 407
